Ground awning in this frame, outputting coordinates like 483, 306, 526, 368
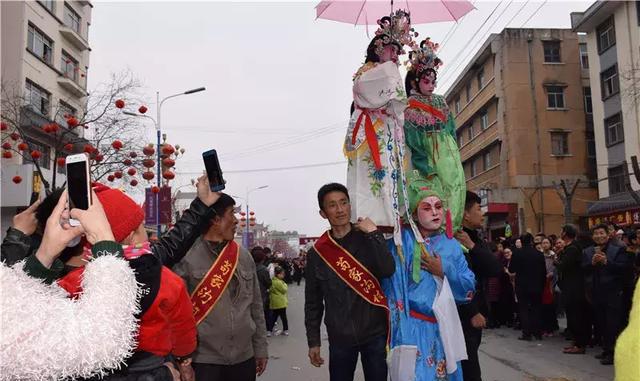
587, 191, 640, 216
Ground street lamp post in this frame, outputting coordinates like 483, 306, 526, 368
243, 185, 268, 248
124, 86, 205, 236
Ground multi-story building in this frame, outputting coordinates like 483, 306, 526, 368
1, 0, 92, 229
572, 1, 640, 229
444, 28, 598, 238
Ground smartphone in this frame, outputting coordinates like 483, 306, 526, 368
202, 149, 225, 192
65, 153, 92, 226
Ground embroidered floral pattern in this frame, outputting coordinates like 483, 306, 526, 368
436, 359, 447, 380
353, 62, 377, 81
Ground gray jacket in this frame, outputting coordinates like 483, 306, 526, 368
174, 237, 268, 365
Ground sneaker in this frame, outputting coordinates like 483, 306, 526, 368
283, 330, 289, 336
266, 331, 272, 337
274, 329, 282, 336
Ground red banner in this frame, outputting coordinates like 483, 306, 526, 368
588, 209, 640, 228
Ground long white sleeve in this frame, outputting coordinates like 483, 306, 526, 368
0, 255, 141, 381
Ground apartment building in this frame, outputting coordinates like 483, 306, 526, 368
1, 0, 92, 228
572, 1, 640, 229
444, 28, 598, 238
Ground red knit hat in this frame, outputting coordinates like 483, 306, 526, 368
93, 183, 145, 242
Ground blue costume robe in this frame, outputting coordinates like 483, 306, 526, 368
382, 228, 475, 380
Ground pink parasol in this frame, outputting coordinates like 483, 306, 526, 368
316, 0, 475, 25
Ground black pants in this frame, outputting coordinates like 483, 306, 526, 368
518, 291, 542, 337
193, 358, 256, 381
594, 291, 624, 354
541, 302, 559, 332
267, 307, 288, 332
565, 298, 591, 347
460, 324, 482, 381
328, 334, 387, 381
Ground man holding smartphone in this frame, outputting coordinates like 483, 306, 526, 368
583, 224, 633, 365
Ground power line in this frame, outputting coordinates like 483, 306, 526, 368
438, 0, 477, 51
520, 0, 548, 28
177, 160, 346, 175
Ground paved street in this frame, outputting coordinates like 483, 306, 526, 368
260, 281, 614, 381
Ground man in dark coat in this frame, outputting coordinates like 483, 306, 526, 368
583, 223, 634, 365
509, 233, 547, 341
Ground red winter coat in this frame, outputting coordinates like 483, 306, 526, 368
58, 266, 196, 357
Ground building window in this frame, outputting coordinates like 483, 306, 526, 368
24, 140, 51, 170
27, 24, 53, 64
480, 112, 489, 130
608, 165, 625, 194
470, 159, 477, 178
546, 86, 565, 109
483, 151, 491, 170
543, 41, 561, 63
56, 101, 77, 126
596, 17, 616, 53
604, 113, 624, 146
64, 3, 81, 34
583, 87, 592, 114
456, 132, 462, 147
466, 83, 471, 104
600, 65, 619, 99
477, 69, 485, 90
586, 131, 596, 158
25, 79, 50, 116
61, 50, 79, 82
467, 124, 475, 141
38, 0, 54, 12
579, 43, 589, 69
454, 98, 461, 114
550, 131, 569, 155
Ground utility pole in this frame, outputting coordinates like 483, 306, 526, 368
527, 35, 544, 233
552, 179, 581, 224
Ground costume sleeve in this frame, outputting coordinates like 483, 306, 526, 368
250, 261, 269, 359
445, 111, 457, 141
364, 231, 395, 279
166, 269, 197, 358
404, 122, 432, 176
442, 242, 476, 304
304, 250, 324, 348
152, 198, 216, 268
1, 227, 33, 266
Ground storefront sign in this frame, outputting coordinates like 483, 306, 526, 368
588, 209, 640, 228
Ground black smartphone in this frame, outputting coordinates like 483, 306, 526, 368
202, 149, 225, 192
66, 153, 92, 226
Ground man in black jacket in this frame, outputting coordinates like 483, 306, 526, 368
557, 224, 590, 354
454, 191, 502, 381
583, 223, 633, 365
509, 233, 547, 341
304, 183, 394, 381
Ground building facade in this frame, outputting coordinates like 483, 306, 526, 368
1, 0, 92, 229
572, 1, 640, 229
444, 28, 599, 238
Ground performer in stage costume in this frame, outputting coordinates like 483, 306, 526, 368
344, 10, 418, 245
382, 172, 475, 381
404, 38, 466, 232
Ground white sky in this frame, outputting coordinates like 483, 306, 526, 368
88, 0, 592, 236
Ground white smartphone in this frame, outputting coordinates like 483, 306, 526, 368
65, 153, 92, 226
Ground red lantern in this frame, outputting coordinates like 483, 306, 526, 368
10, 132, 19, 141
161, 144, 175, 155
49, 123, 60, 133
66, 117, 78, 128
250, 222, 256, 227
143, 146, 155, 156
240, 222, 246, 228
162, 170, 175, 180
56, 157, 66, 167
30, 150, 42, 160
143, 158, 155, 168
127, 168, 137, 176
129, 151, 138, 158
142, 171, 155, 181
151, 185, 160, 194
107, 175, 115, 182
2, 142, 11, 150
64, 143, 74, 151
130, 179, 138, 187
84, 144, 95, 154
249, 211, 255, 216
111, 140, 123, 150
2, 151, 12, 159
115, 99, 125, 109
114, 171, 123, 179
17, 142, 28, 151
138, 105, 148, 114
12, 175, 22, 184
162, 158, 175, 168
43, 124, 51, 133
95, 154, 104, 162
0, 122, 7, 131
123, 158, 132, 166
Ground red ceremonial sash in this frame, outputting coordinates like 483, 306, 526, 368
352, 107, 386, 170
408, 99, 447, 123
191, 240, 240, 325
313, 231, 390, 342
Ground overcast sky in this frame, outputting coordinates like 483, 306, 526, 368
89, 0, 592, 236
